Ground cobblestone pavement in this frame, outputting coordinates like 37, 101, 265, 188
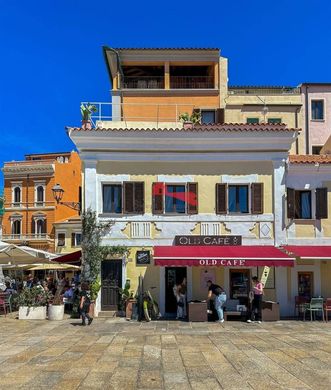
0, 316, 331, 389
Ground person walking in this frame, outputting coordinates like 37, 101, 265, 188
207, 280, 226, 323
247, 276, 263, 323
174, 278, 187, 320
79, 282, 93, 326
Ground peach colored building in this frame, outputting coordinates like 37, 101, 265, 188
1, 151, 81, 252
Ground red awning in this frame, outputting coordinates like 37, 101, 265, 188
54, 250, 81, 265
154, 246, 294, 267
284, 246, 331, 259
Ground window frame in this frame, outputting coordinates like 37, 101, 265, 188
72, 231, 82, 247
12, 185, 22, 207
34, 181, 46, 207
312, 145, 323, 155
200, 110, 216, 124
57, 232, 66, 247
311, 99, 325, 121
164, 183, 187, 214
246, 117, 260, 124
11, 219, 21, 236
228, 184, 250, 214
267, 118, 282, 124
102, 183, 123, 214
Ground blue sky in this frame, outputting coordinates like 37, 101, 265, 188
1, 0, 331, 188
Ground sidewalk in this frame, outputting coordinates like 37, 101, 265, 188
0, 317, 330, 389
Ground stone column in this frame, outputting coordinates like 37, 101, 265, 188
84, 160, 97, 212
273, 159, 286, 247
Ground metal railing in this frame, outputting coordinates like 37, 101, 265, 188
170, 76, 214, 89
81, 101, 199, 127
228, 87, 301, 95
122, 76, 164, 89
2, 234, 52, 241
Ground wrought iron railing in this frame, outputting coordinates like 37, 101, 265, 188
228, 87, 301, 95
170, 76, 214, 89
122, 76, 164, 89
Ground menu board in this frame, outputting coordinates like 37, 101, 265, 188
136, 250, 151, 265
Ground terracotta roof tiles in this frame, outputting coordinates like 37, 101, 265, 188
289, 155, 331, 164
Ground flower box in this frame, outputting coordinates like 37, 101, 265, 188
19, 306, 47, 320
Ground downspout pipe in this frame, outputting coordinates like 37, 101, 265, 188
305, 85, 310, 154
295, 107, 300, 154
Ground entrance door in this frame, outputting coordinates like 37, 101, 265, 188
101, 260, 122, 311
230, 269, 250, 306
165, 267, 186, 314
298, 272, 314, 299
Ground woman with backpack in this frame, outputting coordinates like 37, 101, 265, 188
79, 282, 93, 326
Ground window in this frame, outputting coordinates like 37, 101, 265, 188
311, 100, 324, 120
216, 183, 263, 215
228, 185, 249, 213
312, 146, 322, 155
36, 186, 44, 205
287, 188, 328, 219
71, 232, 82, 247
246, 118, 259, 124
12, 220, 21, 235
57, 233, 65, 247
13, 187, 21, 205
201, 110, 216, 124
152, 182, 198, 214
267, 118, 282, 124
102, 182, 144, 214
35, 219, 46, 235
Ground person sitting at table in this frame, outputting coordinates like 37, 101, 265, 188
4, 281, 16, 295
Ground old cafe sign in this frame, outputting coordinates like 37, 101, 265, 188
174, 235, 242, 246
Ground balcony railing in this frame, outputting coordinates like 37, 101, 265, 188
228, 87, 301, 95
2, 234, 52, 241
122, 76, 164, 89
170, 76, 214, 89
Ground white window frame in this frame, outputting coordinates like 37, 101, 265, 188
32, 214, 46, 236
57, 231, 66, 247
72, 231, 82, 247
34, 181, 46, 207
10, 214, 22, 237
11, 182, 22, 207
227, 183, 251, 215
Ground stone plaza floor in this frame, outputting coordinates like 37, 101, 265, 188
0, 316, 330, 389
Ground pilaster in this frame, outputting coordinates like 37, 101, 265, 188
272, 159, 286, 246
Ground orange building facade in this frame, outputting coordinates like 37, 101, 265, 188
1, 151, 81, 252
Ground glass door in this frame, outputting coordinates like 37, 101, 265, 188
298, 272, 313, 299
230, 269, 250, 306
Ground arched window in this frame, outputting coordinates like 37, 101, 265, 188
14, 187, 21, 204
36, 186, 44, 204
35, 219, 46, 235
12, 220, 21, 235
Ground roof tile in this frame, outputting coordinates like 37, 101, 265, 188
289, 155, 331, 164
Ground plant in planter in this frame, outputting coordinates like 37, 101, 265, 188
48, 280, 65, 321
80, 103, 97, 129
16, 287, 53, 320
179, 111, 201, 128
119, 279, 132, 317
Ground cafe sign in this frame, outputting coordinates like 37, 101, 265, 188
174, 235, 242, 246
199, 259, 246, 266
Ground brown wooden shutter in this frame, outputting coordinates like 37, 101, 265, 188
187, 183, 198, 214
123, 182, 134, 214
71, 233, 75, 247
287, 188, 295, 219
152, 182, 164, 214
251, 183, 264, 214
316, 187, 328, 219
216, 108, 225, 124
134, 182, 144, 214
216, 183, 227, 214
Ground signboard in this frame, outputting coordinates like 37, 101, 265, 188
174, 235, 242, 246
136, 251, 151, 266
258, 266, 275, 289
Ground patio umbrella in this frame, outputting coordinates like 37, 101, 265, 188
26, 263, 80, 271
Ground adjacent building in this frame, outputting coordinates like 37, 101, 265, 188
1, 151, 81, 252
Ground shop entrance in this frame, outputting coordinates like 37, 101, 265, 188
101, 260, 122, 311
229, 269, 250, 306
165, 267, 187, 314
298, 272, 314, 299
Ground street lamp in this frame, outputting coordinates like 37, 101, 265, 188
52, 183, 81, 213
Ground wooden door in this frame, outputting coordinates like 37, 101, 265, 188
101, 260, 122, 311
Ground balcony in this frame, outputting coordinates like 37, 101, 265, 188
122, 76, 164, 89
170, 76, 214, 89
228, 86, 301, 95
2, 234, 52, 241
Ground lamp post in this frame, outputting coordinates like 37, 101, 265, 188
52, 183, 81, 213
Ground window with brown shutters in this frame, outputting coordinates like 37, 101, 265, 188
123, 182, 145, 214
316, 187, 328, 219
287, 188, 295, 219
71, 232, 75, 247
123, 182, 134, 213
216, 183, 227, 214
251, 183, 264, 214
152, 182, 164, 214
187, 183, 198, 214
216, 108, 225, 124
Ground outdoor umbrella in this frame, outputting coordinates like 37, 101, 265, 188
26, 263, 80, 271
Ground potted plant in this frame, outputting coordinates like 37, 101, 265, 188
16, 287, 53, 320
80, 103, 97, 130
119, 279, 131, 317
89, 277, 101, 317
48, 281, 65, 321
179, 111, 201, 129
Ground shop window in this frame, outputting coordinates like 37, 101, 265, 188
230, 269, 250, 303
298, 272, 313, 298
311, 100, 324, 120
12, 220, 21, 235
152, 182, 198, 215
71, 232, 82, 247
287, 188, 327, 219
13, 186, 21, 206
216, 183, 263, 215
102, 182, 144, 214
267, 118, 282, 124
57, 233, 66, 247
246, 118, 259, 124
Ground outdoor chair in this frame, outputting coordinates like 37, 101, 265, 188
324, 298, 331, 322
303, 298, 325, 321
0, 296, 6, 317
294, 296, 310, 317
0, 293, 12, 313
